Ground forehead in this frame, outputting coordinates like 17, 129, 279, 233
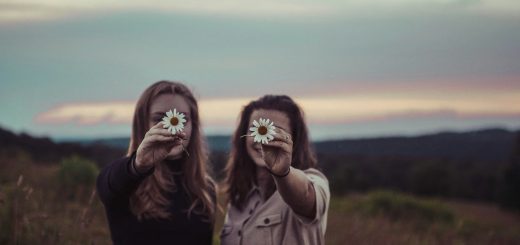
249, 109, 291, 132
149, 93, 190, 115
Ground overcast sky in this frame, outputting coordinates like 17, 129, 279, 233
1, 0, 519, 140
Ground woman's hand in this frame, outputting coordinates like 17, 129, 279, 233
261, 128, 293, 176
135, 122, 187, 173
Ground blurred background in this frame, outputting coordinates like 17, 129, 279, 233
1, 0, 519, 244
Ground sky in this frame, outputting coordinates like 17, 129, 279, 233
1, 0, 519, 140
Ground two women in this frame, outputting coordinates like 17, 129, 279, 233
97, 81, 330, 245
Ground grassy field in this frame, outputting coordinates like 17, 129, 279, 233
1, 156, 520, 245
326, 192, 520, 245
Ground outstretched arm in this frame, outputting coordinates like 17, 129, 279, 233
261, 128, 316, 219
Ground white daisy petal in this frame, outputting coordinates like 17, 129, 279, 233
248, 117, 278, 144
161, 108, 187, 135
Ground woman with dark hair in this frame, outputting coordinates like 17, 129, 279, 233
97, 81, 215, 245
221, 95, 330, 245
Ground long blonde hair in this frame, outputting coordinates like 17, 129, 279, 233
128, 81, 215, 222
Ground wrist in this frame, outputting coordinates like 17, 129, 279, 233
132, 157, 154, 176
267, 166, 291, 178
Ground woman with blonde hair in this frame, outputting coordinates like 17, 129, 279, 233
221, 95, 330, 245
97, 81, 215, 245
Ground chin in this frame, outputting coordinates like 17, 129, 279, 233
165, 150, 183, 160
165, 155, 181, 160
252, 159, 266, 167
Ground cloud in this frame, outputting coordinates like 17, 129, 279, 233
35, 101, 135, 125
1, 0, 519, 23
344, 109, 520, 124
35, 90, 520, 127
0, 0, 332, 23
34, 98, 251, 126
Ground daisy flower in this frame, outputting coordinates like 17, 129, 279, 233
162, 108, 186, 135
249, 118, 277, 144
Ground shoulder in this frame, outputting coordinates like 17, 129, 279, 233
302, 168, 329, 184
97, 155, 130, 180
101, 154, 133, 172
302, 168, 330, 205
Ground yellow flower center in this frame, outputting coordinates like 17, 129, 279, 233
258, 126, 268, 135
170, 117, 179, 126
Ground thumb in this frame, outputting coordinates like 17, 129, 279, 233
259, 145, 271, 168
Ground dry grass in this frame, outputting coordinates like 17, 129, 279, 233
0, 152, 111, 245
2, 156, 519, 245
326, 193, 520, 245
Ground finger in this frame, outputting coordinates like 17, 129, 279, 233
270, 130, 293, 145
262, 140, 292, 153
152, 121, 166, 129
170, 137, 185, 146
257, 146, 269, 166
147, 127, 174, 137
145, 122, 169, 136
174, 131, 188, 140
269, 133, 293, 146
273, 126, 283, 133
147, 135, 177, 143
274, 127, 291, 136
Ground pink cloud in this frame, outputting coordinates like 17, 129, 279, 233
35, 101, 135, 125
35, 91, 520, 128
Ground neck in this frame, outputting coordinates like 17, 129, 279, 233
165, 158, 184, 173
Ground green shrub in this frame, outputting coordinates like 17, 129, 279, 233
57, 156, 99, 200
354, 190, 455, 227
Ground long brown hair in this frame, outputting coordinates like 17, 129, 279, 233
128, 81, 215, 222
224, 95, 317, 210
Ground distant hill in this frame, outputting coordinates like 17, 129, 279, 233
314, 128, 518, 162
62, 128, 518, 162
0, 127, 125, 166
61, 135, 233, 153
2, 126, 519, 202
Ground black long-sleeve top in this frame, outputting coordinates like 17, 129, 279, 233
96, 153, 214, 245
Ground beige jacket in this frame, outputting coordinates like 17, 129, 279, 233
220, 168, 330, 245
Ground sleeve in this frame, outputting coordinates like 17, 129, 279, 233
96, 151, 155, 206
294, 168, 330, 225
